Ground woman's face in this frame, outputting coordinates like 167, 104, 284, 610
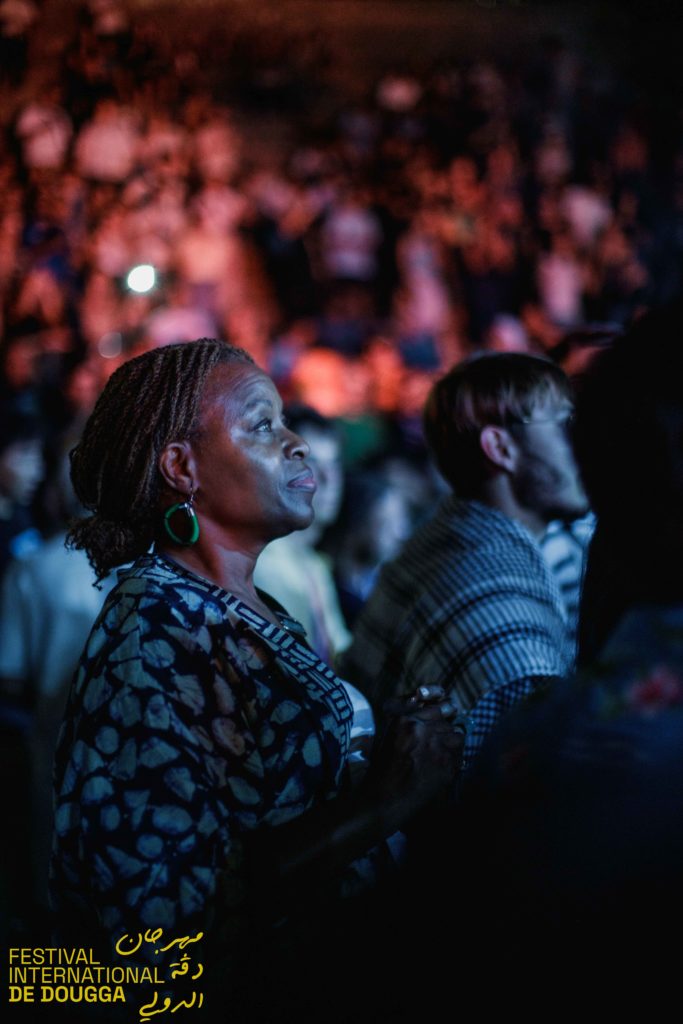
191, 363, 316, 547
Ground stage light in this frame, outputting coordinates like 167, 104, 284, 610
126, 264, 156, 293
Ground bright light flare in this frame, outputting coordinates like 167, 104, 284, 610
126, 264, 156, 293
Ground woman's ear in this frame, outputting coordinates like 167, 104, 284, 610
479, 425, 518, 474
158, 441, 197, 496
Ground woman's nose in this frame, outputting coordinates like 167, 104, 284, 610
284, 428, 309, 460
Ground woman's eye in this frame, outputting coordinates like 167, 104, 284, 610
255, 419, 273, 432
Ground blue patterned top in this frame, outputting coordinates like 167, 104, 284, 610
50, 551, 353, 945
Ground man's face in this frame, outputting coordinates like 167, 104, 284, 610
509, 394, 589, 525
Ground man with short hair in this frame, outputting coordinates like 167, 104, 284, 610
341, 353, 589, 764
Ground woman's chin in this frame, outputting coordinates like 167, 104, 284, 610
281, 504, 316, 537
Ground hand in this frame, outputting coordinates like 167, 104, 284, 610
368, 685, 465, 825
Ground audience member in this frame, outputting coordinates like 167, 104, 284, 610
0, 442, 115, 908
323, 467, 412, 629
341, 353, 588, 766
449, 304, 683, 988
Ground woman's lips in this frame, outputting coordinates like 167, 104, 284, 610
287, 470, 317, 492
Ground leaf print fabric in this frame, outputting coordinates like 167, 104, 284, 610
50, 551, 353, 948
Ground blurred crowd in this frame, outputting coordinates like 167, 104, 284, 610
3, 1, 682, 454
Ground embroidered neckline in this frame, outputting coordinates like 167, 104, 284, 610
149, 549, 305, 637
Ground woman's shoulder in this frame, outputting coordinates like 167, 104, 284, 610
72, 553, 234, 683
73, 555, 236, 710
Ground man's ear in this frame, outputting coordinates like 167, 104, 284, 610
158, 441, 197, 496
479, 425, 518, 473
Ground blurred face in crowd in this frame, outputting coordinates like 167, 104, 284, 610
365, 487, 411, 564
509, 391, 588, 525
0, 439, 44, 505
298, 425, 343, 529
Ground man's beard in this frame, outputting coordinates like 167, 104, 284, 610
514, 451, 589, 523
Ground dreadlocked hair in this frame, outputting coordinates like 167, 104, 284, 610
67, 338, 254, 582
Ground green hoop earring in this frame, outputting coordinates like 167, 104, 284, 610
163, 491, 200, 546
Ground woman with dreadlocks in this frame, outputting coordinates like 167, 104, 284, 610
50, 338, 461, 1018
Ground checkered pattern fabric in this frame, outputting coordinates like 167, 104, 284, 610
540, 513, 595, 658
341, 497, 572, 766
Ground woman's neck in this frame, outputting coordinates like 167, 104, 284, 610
158, 541, 283, 627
